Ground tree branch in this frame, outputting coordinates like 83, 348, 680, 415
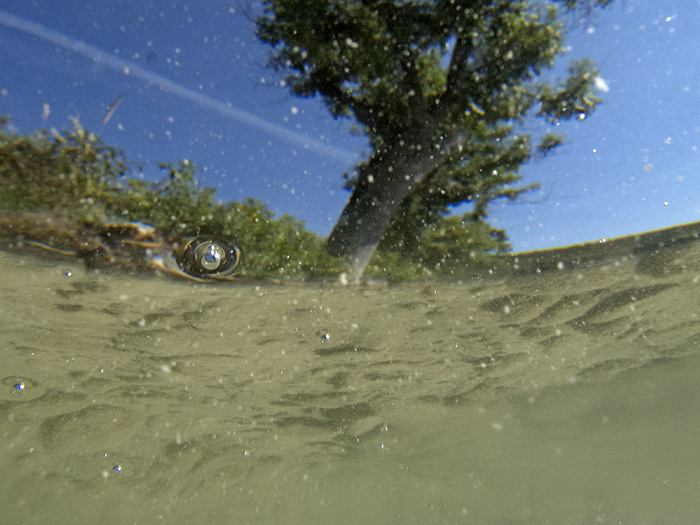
309, 71, 377, 128
373, 2, 430, 128
399, 47, 430, 126
439, 29, 473, 114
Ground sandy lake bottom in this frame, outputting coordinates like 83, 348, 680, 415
1, 235, 700, 524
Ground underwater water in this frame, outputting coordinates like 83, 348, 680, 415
2, 231, 700, 524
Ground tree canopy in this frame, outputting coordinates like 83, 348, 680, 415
257, 0, 614, 279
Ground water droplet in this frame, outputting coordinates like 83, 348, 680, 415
1, 377, 44, 401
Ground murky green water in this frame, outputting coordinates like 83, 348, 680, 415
2, 237, 700, 524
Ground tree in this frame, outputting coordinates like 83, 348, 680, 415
257, 0, 613, 279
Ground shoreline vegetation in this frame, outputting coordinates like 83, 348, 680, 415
0, 116, 510, 282
2, 115, 697, 283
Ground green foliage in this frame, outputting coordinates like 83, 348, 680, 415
364, 250, 429, 283
212, 199, 347, 279
258, 0, 608, 138
103, 160, 219, 236
414, 216, 510, 276
559, 0, 613, 10
536, 132, 567, 156
368, 214, 510, 281
0, 116, 126, 220
537, 58, 603, 122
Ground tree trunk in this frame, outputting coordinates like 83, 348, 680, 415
325, 160, 414, 281
326, 135, 457, 281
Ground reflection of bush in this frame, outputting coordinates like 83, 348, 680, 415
0, 116, 507, 281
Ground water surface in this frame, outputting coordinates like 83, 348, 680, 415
1, 233, 699, 524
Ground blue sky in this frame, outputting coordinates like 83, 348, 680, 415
0, 0, 698, 251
